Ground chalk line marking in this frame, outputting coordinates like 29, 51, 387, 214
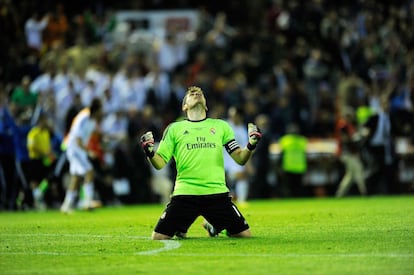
163, 252, 414, 258
137, 240, 181, 255
1, 233, 181, 256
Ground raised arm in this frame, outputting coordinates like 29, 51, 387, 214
230, 123, 262, 165
140, 131, 167, 170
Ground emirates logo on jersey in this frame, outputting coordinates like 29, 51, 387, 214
210, 128, 216, 135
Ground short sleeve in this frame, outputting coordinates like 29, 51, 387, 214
156, 124, 175, 163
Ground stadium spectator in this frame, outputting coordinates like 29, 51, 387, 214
389, 70, 414, 139
336, 72, 367, 113
140, 86, 262, 239
54, 78, 79, 137
80, 79, 100, 107
10, 76, 38, 114
249, 114, 274, 199
8, 108, 36, 210
0, 91, 18, 210
24, 12, 49, 54
123, 68, 149, 113
310, 83, 336, 137
203, 12, 235, 71
269, 93, 292, 137
144, 64, 172, 112
334, 107, 367, 197
60, 98, 103, 213
154, 32, 187, 75
0, 0, 22, 83
29, 63, 57, 95
224, 106, 251, 207
302, 48, 329, 126
185, 50, 208, 86
362, 96, 398, 195
43, 4, 68, 50
112, 120, 153, 204
85, 130, 111, 207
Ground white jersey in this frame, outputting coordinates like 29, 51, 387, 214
66, 108, 97, 151
25, 17, 48, 50
65, 108, 97, 175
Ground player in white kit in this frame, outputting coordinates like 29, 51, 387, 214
60, 98, 103, 213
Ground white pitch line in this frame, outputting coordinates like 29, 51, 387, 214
1, 233, 149, 239
1, 233, 181, 256
137, 240, 181, 255
163, 253, 414, 258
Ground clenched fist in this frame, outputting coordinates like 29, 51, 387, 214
247, 123, 262, 150
140, 131, 155, 158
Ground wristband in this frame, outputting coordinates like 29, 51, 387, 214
247, 143, 256, 151
145, 149, 155, 158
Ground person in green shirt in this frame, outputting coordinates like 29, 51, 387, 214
140, 86, 262, 240
278, 123, 308, 197
10, 76, 38, 112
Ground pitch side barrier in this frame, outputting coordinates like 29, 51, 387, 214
269, 137, 414, 195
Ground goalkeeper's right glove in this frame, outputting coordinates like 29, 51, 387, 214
140, 131, 155, 158
247, 123, 262, 151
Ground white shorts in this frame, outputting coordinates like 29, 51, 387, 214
66, 146, 93, 176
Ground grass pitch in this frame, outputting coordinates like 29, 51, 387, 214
1, 196, 413, 274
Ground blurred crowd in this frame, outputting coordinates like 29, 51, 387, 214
1, 0, 414, 211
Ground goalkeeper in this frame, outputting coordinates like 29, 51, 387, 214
140, 86, 262, 240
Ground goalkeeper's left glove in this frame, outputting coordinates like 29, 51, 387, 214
247, 123, 262, 151
140, 131, 155, 158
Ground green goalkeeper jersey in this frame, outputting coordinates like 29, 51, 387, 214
156, 118, 236, 196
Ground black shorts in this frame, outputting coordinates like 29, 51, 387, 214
153, 192, 249, 237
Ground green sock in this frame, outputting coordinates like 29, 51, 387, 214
79, 187, 85, 199
39, 179, 49, 193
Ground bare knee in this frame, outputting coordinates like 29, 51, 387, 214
151, 232, 172, 240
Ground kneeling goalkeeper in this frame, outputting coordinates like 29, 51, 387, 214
140, 86, 262, 240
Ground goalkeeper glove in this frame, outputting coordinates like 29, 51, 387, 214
140, 131, 155, 158
247, 123, 262, 151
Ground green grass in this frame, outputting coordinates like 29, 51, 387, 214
1, 196, 413, 274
